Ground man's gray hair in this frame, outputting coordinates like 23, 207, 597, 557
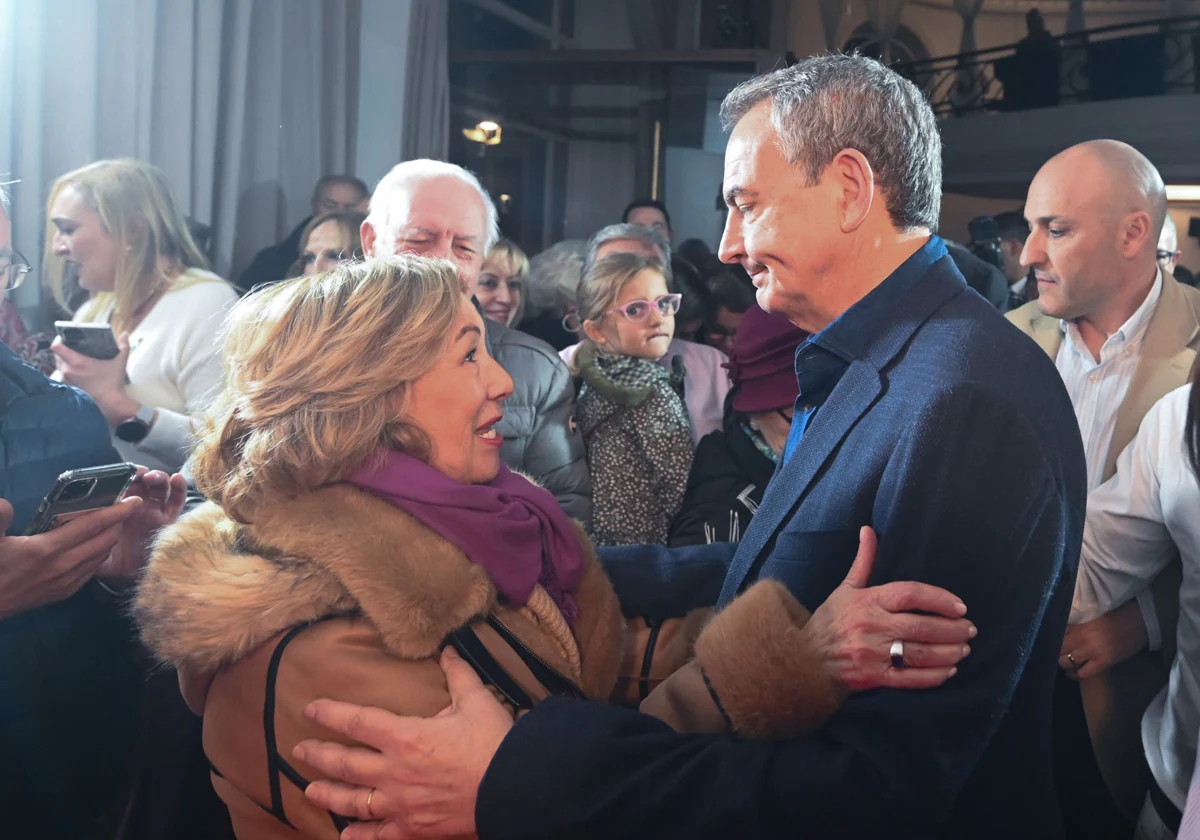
720, 54, 943, 232
0, 181, 11, 211
583, 223, 672, 279
527, 239, 588, 313
367, 159, 500, 251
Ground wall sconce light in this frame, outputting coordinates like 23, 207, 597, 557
463, 120, 503, 147
498, 193, 512, 213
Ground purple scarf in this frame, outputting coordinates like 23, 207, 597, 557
346, 449, 584, 624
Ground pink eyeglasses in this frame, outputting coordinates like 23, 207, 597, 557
604, 293, 682, 323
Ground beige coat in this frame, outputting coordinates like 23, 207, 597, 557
1006, 274, 1200, 815
136, 484, 845, 839
135, 485, 626, 840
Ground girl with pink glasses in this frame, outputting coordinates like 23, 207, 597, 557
573, 253, 694, 545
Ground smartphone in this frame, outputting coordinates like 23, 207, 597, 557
54, 321, 121, 360
24, 463, 139, 536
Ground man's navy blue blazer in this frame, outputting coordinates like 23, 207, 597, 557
477, 242, 1088, 839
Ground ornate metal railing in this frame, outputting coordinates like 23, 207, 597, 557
892, 15, 1200, 117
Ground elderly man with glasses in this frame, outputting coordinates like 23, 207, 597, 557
0, 242, 49, 374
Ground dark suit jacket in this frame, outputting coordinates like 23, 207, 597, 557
476, 244, 1088, 839
236, 217, 308, 293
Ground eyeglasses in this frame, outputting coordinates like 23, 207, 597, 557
604, 293, 682, 323
0, 250, 30, 292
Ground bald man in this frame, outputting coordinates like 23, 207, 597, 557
1008, 140, 1200, 838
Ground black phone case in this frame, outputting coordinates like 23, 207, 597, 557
57, 325, 120, 360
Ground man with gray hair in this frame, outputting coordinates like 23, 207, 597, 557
292, 55, 1084, 838
360, 159, 590, 524
584, 221, 672, 273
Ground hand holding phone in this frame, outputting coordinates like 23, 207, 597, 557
54, 321, 121, 360
25, 463, 140, 535
0, 495, 142, 620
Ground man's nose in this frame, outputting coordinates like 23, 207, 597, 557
1020, 232, 1043, 269
718, 214, 743, 266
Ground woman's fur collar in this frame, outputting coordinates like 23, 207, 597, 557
137, 485, 511, 678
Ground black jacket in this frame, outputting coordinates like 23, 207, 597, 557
946, 242, 1008, 309
236, 217, 308, 293
668, 403, 775, 547
476, 239, 1085, 839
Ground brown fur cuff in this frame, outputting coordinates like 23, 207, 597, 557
694, 579, 844, 739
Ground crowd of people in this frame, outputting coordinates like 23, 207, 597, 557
1, 52, 1199, 840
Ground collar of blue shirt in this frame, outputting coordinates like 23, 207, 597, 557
781, 236, 950, 463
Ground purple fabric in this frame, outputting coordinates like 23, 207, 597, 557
346, 449, 584, 624
726, 306, 809, 414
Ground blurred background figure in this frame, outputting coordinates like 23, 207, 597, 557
519, 239, 587, 350
238, 174, 368, 292
474, 238, 528, 327
622, 198, 672, 242
0, 241, 53, 375
704, 269, 757, 355
1157, 215, 1196, 286
44, 158, 237, 474
292, 210, 366, 278
669, 306, 807, 547
995, 210, 1038, 311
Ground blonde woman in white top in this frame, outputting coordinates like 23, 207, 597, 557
46, 159, 236, 473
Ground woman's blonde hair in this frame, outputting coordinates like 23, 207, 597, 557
481, 238, 530, 325
290, 210, 367, 278
190, 256, 463, 522
44, 158, 209, 333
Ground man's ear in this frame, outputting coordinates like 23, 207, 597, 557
828, 149, 875, 234
1119, 211, 1154, 259
361, 219, 378, 257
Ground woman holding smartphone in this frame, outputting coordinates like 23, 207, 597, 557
46, 159, 237, 473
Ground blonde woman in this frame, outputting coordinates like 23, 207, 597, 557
290, 210, 366, 279
134, 256, 626, 839
473, 238, 528, 327
46, 158, 236, 473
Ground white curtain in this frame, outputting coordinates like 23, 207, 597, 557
0, 0, 361, 318
402, 0, 449, 162
818, 0, 847, 52
862, 0, 908, 64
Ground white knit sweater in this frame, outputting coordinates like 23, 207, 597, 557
74, 269, 237, 472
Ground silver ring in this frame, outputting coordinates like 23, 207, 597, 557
890, 640, 906, 669
1067, 652, 1080, 670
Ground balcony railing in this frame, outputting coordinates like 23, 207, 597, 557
893, 15, 1200, 117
